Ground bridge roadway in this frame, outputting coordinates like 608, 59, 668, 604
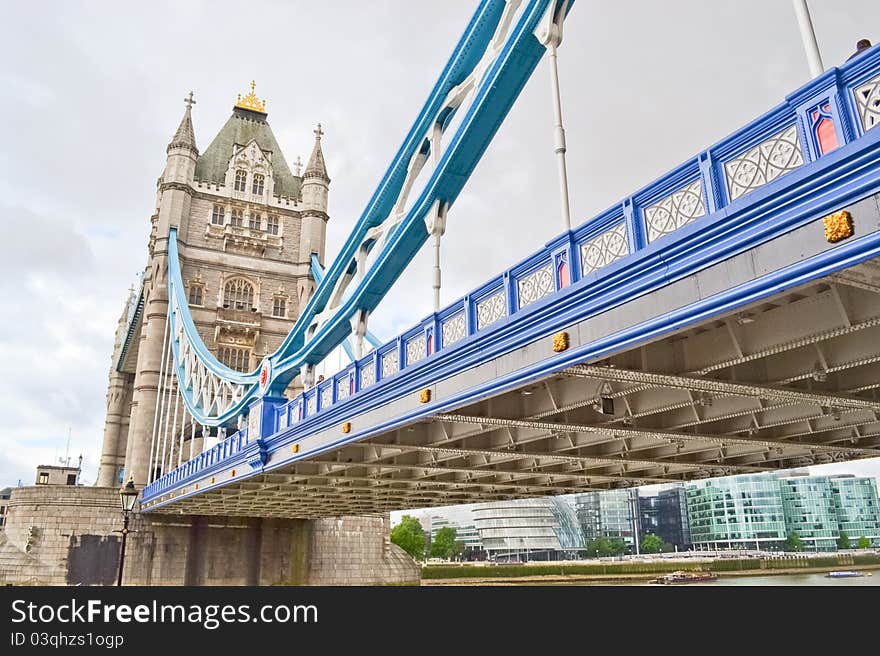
141, 47, 880, 518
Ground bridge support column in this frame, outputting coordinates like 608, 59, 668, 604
0, 487, 420, 586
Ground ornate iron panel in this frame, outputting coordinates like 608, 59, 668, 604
517, 261, 554, 308
855, 73, 880, 133
442, 312, 467, 347
306, 394, 316, 416
382, 350, 399, 378
406, 335, 426, 365
336, 375, 351, 401
644, 179, 707, 242
476, 290, 506, 330
320, 386, 332, 409
579, 222, 629, 276
724, 125, 804, 201
360, 361, 375, 388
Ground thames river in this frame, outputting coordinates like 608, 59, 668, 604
704, 572, 880, 586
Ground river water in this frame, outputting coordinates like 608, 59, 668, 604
704, 571, 879, 586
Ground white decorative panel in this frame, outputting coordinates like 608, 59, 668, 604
476, 290, 505, 330
579, 223, 629, 276
278, 409, 288, 431
336, 376, 351, 401
724, 125, 804, 201
517, 262, 554, 308
855, 73, 880, 133
320, 386, 332, 409
382, 350, 399, 378
406, 335, 426, 365
442, 313, 466, 347
360, 361, 375, 388
306, 394, 316, 416
644, 179, 706, 242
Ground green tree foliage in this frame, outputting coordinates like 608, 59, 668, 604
430, 526, 460, 559
857, 535, 871, 550
784, 532, 804, 552
641, 534, 665, 554
391, 515, 426, 560
585, 537, 628, 558
837, 531, 851, 550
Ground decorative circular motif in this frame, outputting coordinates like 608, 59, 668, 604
258, 358, 272, 395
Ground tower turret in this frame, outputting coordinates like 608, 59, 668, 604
300, 123, 330, 265
163, 91, 199, 186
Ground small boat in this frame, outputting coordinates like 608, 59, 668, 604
650, 570, 718, 585
825, 571, 864, 578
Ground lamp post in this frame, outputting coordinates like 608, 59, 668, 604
116, 478, 138, 586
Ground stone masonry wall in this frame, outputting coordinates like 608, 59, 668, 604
0, 486, 419, 586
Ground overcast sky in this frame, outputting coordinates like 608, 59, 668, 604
1, 1, 878, 488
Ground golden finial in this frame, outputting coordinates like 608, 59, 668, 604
235, 80, 267, 113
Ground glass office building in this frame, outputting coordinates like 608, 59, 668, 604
686, 474, 787, 549
427, 505, 484, 555
779, 474, 839, 551
575, 489, 640, 547
830, 475, 880, 546
471, 497, 584, 561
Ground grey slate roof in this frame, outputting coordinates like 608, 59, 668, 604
195, 107, 301, 199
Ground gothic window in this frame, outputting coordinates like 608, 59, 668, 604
272, 297, 286, 318
266, 215, 279, 235
249, 212, 261, 230
218, 346, 251, 373
38, 472, 49, 485
231, 208, 244, 227
188, 284, 204, 306
252, 173, 265, 196
223, 278, 254, 310
211, 205, 225, 225
234, 169, 248, 192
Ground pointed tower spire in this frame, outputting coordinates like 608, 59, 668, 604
167, 91, 198, 155
304, 123, 329, 181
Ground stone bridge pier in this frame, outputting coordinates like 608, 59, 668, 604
0, 486, 420, 586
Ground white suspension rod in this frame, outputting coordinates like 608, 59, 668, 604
148, 310, 170, 483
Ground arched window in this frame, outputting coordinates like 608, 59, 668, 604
218, 346, 251, 372
223, 278, 254, 310
188, 284, 204, 307
248, 212, 261, 230
234, 169, 248, 192
272, 296, 286, 318
252, 173, 265, 196
211, 205, 225, 225
266, 214, 279, 235
230, 208, 244, 227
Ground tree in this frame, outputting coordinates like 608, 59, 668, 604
641, 534, 665, 554
837, 531, 851, 550
391, 515, 426, 560
857, 535, 871, 550
784, 532, 804, 552
585, 537, 629, 558
430, 526, 460, 559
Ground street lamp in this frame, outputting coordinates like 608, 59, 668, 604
116, 478, 138, 586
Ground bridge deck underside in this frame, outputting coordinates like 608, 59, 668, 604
158, 257, 880, 518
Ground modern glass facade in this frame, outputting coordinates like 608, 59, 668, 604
472, 497, 583, 561
779, 474, 839, 551
427, 505, 483, 553
575, 489, 640, 547
830, 475, 880, 545
686, 474, 787, 549
656, 486, 691, 550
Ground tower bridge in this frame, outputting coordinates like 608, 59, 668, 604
1, 0, 872, 585
130, 0, 880, 518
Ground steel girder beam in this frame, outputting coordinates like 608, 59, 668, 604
433, 414, 880, 458
565, 365, 880, 413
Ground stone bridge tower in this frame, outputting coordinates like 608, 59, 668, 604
97, 84, 330, 487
